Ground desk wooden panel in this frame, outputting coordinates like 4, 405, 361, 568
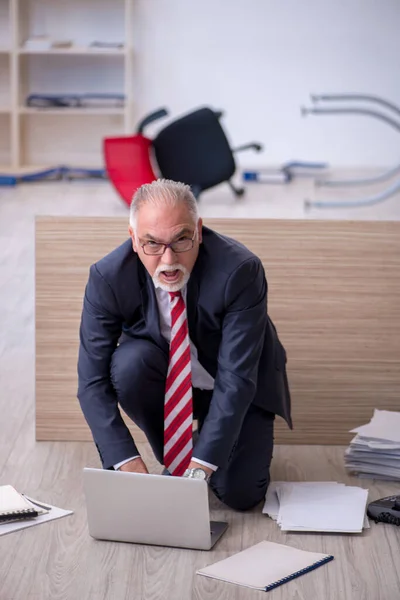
35, 217, 400, 443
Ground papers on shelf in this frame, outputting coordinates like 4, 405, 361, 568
345, 409, 400, 481
23, 38, 125, 52
26, 93, 125, 109
89, 41, 125, 50
23, 36, 73, 51
263, 482, 369, 533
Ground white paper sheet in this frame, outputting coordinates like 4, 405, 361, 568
278, 485, 368, 533
263, 482, 342, 520
0, 496, 73, 536
350, 409, 400, 443
263, 482, 369, 533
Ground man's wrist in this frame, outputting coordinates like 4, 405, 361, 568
114, 455, 141, 470
187, 459, 214, 476
191, 457, 218, 472
183, 463, 213, 483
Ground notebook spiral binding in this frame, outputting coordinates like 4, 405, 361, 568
264, 555, 335, 592
0, 508, 39, 522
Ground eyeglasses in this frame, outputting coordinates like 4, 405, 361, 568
140, 231, 197, 256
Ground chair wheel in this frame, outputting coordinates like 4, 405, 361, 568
228, 180, 245, 197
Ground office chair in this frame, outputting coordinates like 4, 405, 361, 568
104, 106, 262, 205
152, 107, 262, 198
302, 93, 400, 209
103, 109, 166, 206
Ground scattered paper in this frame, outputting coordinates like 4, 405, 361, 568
346, 409, 400, 481
263, 482, 369, 533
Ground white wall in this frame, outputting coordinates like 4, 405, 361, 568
132, 0, 400, 168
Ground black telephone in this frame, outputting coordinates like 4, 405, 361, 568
367, 495, 400, 525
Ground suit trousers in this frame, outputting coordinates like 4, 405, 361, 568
110, 337, 275, 511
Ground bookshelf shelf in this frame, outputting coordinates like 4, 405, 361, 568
18, 47, 126, 56
20, 107, 126, 116
0, 163, 52, 174
0, 0, 134, 170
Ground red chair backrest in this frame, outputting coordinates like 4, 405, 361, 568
103, 135, 157, 206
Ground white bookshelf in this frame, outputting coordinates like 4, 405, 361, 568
0, 0, 11, 167
0, 0, 134, 172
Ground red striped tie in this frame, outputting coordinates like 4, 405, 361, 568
163, 291, 193, 476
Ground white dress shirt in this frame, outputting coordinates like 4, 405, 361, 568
114, 285, 218, 472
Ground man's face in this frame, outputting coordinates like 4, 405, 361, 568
129, 202, 202, 292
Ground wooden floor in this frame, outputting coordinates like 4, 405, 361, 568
1, 174, 400, 599
1, 442, 399, 599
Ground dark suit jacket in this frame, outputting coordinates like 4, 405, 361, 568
77, 226, 292, 469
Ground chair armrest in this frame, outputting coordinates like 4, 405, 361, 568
232, 142, 263, 153
137, 108, 169, 134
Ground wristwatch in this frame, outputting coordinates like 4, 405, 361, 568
183, 467, 211, 483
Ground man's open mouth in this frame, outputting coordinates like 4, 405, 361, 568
161, 270, 180, 281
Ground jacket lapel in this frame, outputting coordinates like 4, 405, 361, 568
140, 271, 169, 354
186, 268, 199, 345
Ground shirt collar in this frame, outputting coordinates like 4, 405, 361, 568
155, 284, 188, 299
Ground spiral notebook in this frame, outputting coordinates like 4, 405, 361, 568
197, 541, 334, 592
0, 485, 46, 523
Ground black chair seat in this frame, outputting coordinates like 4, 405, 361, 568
152, 107, 236, 192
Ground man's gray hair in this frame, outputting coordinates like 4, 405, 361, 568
129, 179, 199, 230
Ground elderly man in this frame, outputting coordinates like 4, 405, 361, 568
78, 179, 291, 510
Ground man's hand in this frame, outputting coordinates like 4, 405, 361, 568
119, 457, 149, 474
187, 460, 214, 478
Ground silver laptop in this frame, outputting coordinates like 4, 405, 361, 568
83, 467, 228, 550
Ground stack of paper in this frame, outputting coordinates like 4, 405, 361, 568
345, 409, 400, 481
23, 36, 53, 51
263, 482, 369, 533
23, 36, 73, 51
